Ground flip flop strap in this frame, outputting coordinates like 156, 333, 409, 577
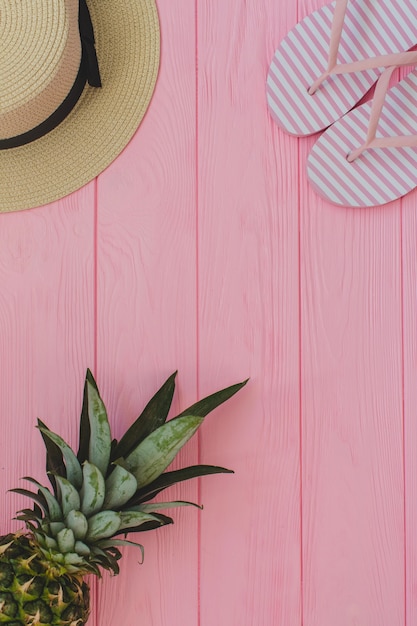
327, 0, 349, 71
347, 53, 417, 162
308, 0, 416, 95
308, 0, 348, 94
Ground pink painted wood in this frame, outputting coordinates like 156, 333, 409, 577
1, 0, 417, 625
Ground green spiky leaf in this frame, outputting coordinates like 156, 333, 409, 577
23, 478, 63, 522
97, 539, 144, 563
114, 512, 174, 535
66, 510, 88, 540
74, 540, 90, 556
124, 415, 203, 488
37, 419, 66, 494
80, 462, 105, 517
54, 475, 81, 517
175, 379, 248, 419
33, 503, 43, 518
10, 489, 47, 514
57, 528, 75, 553
103, 464, 137, 510
15, 508, 42, 525
78, 369, 97, 464
38, 488, 63, 523
117, 510, 162, 533
81, 561, 101, 577
37, 426, 82, 491
43, 536, 58, 550
90, 547, 120, 575
130, 465, 234, 504
112, 371, 177, 461
86, 380, 112, 476
135, 500, 203, 512
86, 511, 121, 541
49, 521, 66, 536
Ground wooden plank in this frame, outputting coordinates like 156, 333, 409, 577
298, 0, 405, 614
0, 125, 99, 626
298, 3, 405, 623
402, 191, 417, 626
0, 191, 106, 626
197, 0, 301, 624
299, 198, 404, 626
94, 1, 198, 624
0, 189, 95, 535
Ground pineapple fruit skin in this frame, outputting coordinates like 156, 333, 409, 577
0, 533, 89, 625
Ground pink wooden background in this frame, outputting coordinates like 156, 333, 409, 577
1, 0, 417, 624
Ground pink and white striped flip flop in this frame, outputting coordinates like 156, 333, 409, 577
267, 0, 417, 136
307, 54, 417, 207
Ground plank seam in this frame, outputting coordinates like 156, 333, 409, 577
195, 2, 201, 626
401, 200, 407, 626
296, 0, 304, 604
297, 135, 304, 626
94, 177, 99, 377
93, 175, 99, 626
296, 2, 304, 622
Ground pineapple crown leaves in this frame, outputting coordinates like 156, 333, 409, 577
12, 370, 247, 577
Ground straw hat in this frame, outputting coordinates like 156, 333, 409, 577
0, 0, 160, 212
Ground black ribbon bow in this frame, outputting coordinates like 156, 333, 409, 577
79, 0, 102, 87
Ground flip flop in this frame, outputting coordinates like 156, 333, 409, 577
267, 0, 417, 136
307, 51, 417, 207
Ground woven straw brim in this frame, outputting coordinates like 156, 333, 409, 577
0, 0, 160, 213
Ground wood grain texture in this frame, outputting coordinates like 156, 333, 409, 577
0, 188, 96, 533
0, 172, 98, 622
93, 1, 199, 624
197, 1, 301, 624
401, 191, 417, 626
299, 4, 405, 622
1, 1, 416, 625
299, 197, 404, 626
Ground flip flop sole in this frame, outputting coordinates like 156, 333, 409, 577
307, 70, 417, 207
267, 0, 417, 136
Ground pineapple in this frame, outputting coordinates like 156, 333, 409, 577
0, 370, 246, 625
